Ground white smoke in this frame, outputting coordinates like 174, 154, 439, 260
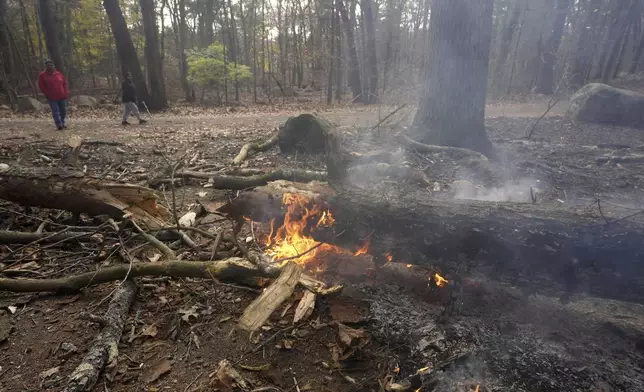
451, 177, 541, 203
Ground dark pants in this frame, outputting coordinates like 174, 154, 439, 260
48, 99, 67, 127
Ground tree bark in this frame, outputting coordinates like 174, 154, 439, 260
337, 0, 362, 101
140, 0, 167, 110
534, 0, 571, 95
410, 0, 495, 158
103, 0, 150, 105
38, 0, 64, 72
177, 0, 192, 101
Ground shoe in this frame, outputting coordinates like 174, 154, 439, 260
62, 125, 67, 129
57, 125, 63, 130
139, 119, 147, 124
122, 121, 130, 125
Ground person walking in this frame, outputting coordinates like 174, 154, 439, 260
38, 59, 69, 130
121, 72, 147, 125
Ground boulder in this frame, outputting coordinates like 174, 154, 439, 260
71, 95, 99, 107
16, 97, 44, 112
567, 83, 644, 128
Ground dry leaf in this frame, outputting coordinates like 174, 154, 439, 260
210, 359, 248, 392
276, 339, 294, 350
7, 306, 17, 314
337, 323, 366, 347
143, 359, 173, 383
178, 306, 199, 322
39, 367, 60, 379
178, 211, 197, 227
141, 324, 158, 338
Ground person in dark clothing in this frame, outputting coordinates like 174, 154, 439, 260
38, 59, 69, 130
121, 72, 147, 125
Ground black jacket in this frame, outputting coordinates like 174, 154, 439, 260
122, 79, 137, 103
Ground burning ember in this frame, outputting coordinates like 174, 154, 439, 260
433, 273, 448, 287
385, 253, 393, 262
263, 193, 363, 265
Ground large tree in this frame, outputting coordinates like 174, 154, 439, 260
411, 0, 495, 157
38, 0, 64, 73
103, 0, 150, 106
140, 0, 167, 110
534, 0, 571, 95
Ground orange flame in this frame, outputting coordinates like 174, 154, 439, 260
385, 253, 393, 262
433, 273, 448, 287
474, 385, 480, 392
406, 264, 412, 268
354, 237, 371, 256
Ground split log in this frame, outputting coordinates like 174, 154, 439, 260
293, 291, 316, 323
232, 131, 280, 165
238, 262, 302, 331
64, 279, 137, 392
0, 257, 341, 295
0, 165, 170, 229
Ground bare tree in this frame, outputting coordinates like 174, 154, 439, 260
38, 0, 64, 72
534, 0, 571, 94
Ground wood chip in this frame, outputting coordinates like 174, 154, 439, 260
293, 291, 316, 324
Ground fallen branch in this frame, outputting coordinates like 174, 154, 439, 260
398, 134, 488, 161
232, 131, 280, 165
0, 230, 94, 245
130, 220, 176, 259
370, 104, 407, 133
0, 258, 341, 295
238, 262, 302, 331
207, 169, 327, 190
64, 279, 137, 392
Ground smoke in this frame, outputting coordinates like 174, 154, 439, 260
451, 177, 541, 203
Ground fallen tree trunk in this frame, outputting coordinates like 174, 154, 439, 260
224, 181, 644, 302
64, 279, 137, 392
0, 165, 170, 229
0, 257, 342, 295
330, 186, 644, 302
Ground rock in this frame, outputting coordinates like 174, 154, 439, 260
17, 96, 44, 112
567, 83, 644, 128
71, 95, 98, 107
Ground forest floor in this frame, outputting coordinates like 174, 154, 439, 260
0, 95, 643, 392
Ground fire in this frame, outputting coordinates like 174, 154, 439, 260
385, 253, 393, 262
262, 192, 370, 266
433, 273, 448, 287
474, 385, 480, 392
354, 237, 371, 256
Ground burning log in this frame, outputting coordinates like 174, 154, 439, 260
0, 164, 170, 229
222, 180, 644, 302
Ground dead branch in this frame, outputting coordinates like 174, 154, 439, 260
0, 257, 341, 295
130, 220, 176, 259
184, 169, 327, 190
0, 230, 94, 245
398, 134, 488, 161
369, 104, 407, 133
238, 262, 302, 331
232, 131, 280, 165
64, 279, 137, 392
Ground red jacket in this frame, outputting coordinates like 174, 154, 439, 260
38, 70, 69, 101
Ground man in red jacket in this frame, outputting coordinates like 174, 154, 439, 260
38, 59, 69, 130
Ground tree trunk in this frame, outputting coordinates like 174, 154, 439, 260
568, 0, 603, 88
103, 0, 150, 105
410, 0, 495, 158
337, 0, 362, 101
361, 0, 378, 103
140, 0, 167, 110
601, 1, 632, 83
38, 0, 64, 73
327, 0, 335, 105
177, 0, 192, 101
534, 0, 571, 95
492, 1, 523, 91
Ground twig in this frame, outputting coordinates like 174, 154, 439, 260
130, 220, 176, 259
183, 371, 204, 392
210, 231, 223, 261
597, 199, 610, 225
369, 104, 407, 133
273, 242, 323, 264
525, 75, 570, 139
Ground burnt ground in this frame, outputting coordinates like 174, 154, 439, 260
0, 99, 643, 392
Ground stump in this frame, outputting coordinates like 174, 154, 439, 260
278, 114, 330, 155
